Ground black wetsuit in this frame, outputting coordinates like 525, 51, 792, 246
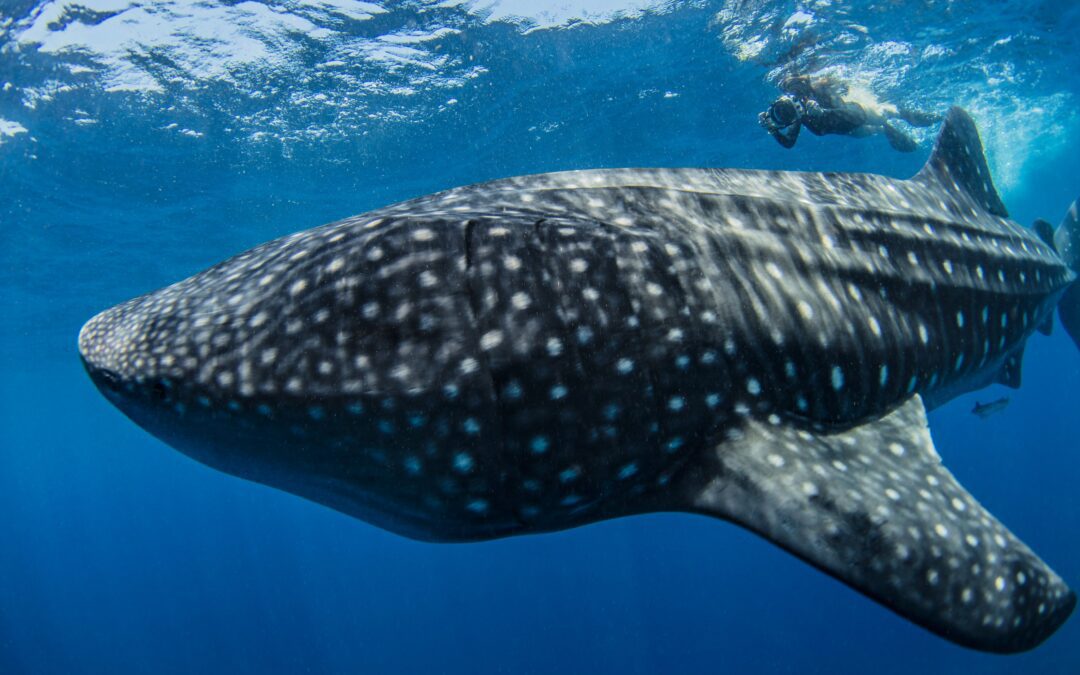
770, 104, 866, 148
766, 76, 937, 151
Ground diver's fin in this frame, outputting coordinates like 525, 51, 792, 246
1054, 199, 1080, 351
913, 107, 1008, 218
995, 349, 1025, 388
682, 396, 1074, 653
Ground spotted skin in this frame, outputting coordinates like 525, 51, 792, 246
80, 108, 1077, 651
690, 396, 1074, 653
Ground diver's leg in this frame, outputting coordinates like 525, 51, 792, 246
845, 124, 875, 139
897, 107, 941, 127
883, 120, 917, 152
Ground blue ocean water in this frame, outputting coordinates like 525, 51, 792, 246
2, 0, 1080, 672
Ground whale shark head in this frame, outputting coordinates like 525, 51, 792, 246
78, 269, 317, 505
78, 216, 527, 541
80, 288, 243, 464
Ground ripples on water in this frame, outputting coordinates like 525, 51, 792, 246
1, 0, 1079, 358
4, 1, 1077, 143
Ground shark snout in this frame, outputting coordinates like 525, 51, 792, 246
79, 307, 117, 374
78, 300, 151, 385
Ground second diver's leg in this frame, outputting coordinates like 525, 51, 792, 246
896, 107, 942, 127
883, 120, 917, 152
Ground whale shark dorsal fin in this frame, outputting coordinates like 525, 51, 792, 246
686, 395, 1075, 652
913, 107, 1009, 218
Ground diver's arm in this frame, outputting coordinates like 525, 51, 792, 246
771, 121, 800, 148
758, 110, 800, 148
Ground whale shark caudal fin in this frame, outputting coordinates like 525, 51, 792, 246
1056, 199, 1080, 270
1054, 199, 1080, 351
912, 106, 1009, 218
681, 396, 1075, 652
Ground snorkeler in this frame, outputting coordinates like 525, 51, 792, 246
758, 75, 940, 152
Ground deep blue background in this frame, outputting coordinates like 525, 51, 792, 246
1, 1, 1079, 672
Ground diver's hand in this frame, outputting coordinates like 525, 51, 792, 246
758, 111, 776, 131
805, 99, 823, 117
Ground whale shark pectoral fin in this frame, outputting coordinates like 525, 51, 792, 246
685, 396, 1074, 653
995, 349, 1025, 388
912, 107, 1008, 218
1037, 315, 1054, 336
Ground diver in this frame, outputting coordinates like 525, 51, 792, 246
758, 75, 940, 152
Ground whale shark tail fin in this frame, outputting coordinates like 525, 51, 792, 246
1054, 199, 1080, 351
684, 395, 1075, 653
913, 107, 1009, 218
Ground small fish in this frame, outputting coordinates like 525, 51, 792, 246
972, 397, 1010, 418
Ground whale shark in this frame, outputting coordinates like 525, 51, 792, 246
79, 108, 1079, 652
